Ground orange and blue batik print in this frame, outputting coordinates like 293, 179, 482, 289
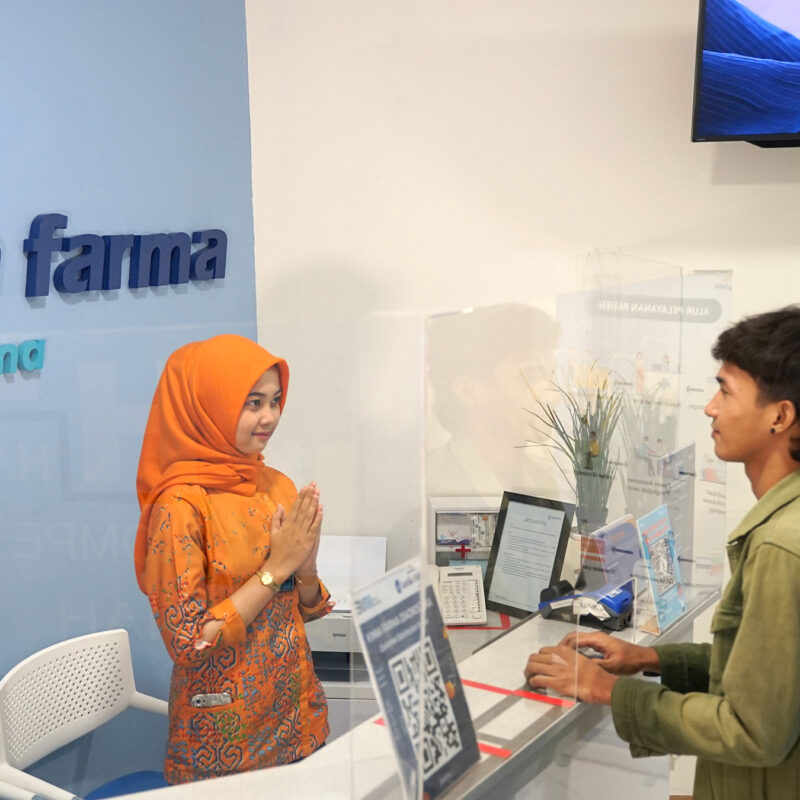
142, 469, 330, 784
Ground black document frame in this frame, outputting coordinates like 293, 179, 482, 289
484, 491, 575, 618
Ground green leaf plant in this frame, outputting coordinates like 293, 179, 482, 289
520, 367, 624, 520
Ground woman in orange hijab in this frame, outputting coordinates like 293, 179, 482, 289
135, 334, 331, 784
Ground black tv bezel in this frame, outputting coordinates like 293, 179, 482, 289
690, 0, 800, 148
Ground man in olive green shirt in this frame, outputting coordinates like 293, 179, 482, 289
525, 306, 800, 799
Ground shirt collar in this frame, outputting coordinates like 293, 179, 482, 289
728, 468, 800, 543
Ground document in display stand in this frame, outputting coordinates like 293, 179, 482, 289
484, 492, 575, 618
350, 558, 480, 800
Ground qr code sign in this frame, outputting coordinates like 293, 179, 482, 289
650, 536, 677, 594
388, 636, 462, 777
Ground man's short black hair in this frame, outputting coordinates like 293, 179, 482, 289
712, 305, 800, 461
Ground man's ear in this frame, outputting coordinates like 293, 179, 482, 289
772, 399, 798, 433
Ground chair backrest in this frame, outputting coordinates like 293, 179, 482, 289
0, 630, 139, 771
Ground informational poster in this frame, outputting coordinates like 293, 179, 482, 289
351, 559, 479, 800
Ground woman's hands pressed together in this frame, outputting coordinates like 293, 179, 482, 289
266, 483, 323, 581
198, 484, 326, 645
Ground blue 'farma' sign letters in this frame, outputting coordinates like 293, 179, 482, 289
24, 213, 227, 297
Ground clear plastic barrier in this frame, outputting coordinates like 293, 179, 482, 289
417, 252, 730, 798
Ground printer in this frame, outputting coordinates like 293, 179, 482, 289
304, 535, 386, 682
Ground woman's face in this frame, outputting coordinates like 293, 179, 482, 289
235, 366, 282, 456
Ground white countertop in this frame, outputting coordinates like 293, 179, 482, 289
124, 587, 718, 800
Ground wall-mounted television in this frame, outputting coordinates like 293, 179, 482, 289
692, 0, 800, 147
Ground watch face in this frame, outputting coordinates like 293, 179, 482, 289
259, 570, 274, 587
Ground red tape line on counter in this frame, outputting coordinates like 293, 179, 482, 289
461, 678, 576, 708
477, 741, 512, 758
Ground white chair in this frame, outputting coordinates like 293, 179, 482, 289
0, 630, 169, 800
0, 777, 46, 800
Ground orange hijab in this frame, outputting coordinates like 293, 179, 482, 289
134, 334, 289, 592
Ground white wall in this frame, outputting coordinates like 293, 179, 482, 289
245, 0, 800, 560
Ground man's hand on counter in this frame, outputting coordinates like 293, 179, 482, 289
523, 631, 661, 705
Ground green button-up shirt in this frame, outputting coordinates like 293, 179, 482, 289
611, 469, 800, 800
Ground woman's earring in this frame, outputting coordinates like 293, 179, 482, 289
770, 427, 776, 434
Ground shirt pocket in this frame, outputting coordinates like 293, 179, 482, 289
708, 604, 741, 691
181, 697, 249, 752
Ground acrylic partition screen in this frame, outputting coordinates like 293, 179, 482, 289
425, 302, 569, 556
252, 312, 430, 799
556, 251, 729, 611
421, 257, 729, 794
424, 302, 584, 794
226, 310, 484, 799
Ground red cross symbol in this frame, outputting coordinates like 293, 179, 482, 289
454, 542, 472, 559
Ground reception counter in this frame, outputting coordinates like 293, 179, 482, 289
123, 585, 717, 800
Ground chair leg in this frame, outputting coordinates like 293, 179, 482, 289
0, 765, 80, 800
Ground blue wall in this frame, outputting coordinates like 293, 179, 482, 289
0, 1, 255, 790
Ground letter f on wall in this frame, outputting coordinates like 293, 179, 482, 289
24, 213, 67, 297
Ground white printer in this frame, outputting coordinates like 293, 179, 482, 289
305, 535, 386, 682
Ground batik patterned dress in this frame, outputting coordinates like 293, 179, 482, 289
142, 467, 330, 784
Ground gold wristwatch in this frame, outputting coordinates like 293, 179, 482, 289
255, 567, 280, 591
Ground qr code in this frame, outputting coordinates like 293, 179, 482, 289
650, 537, 677, 594
388, 636, 462, 777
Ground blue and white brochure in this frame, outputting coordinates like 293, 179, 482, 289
635, 504, 685, 632
580, 513, 640, 592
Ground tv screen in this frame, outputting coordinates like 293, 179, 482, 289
692, 0, 800, 146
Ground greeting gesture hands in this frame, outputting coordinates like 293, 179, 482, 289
266, 483, 323, 580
